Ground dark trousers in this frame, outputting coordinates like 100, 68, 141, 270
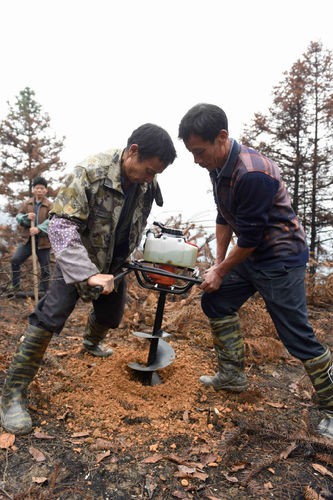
29, 263, 127, 335
11, 240, 50, 292
201, 262, 325, 361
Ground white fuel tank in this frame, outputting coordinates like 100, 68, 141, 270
143, 232, 198, 268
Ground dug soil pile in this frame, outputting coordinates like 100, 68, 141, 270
0, 269, 333, 499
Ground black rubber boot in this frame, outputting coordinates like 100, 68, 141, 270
83, 311, 113, 358
303, 347, 333, 439
0, 325, 52, 435
200, 314, 248, 393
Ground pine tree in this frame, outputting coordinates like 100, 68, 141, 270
0, 87, 66, 215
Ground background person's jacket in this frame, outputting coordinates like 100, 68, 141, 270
16, 197, 53, 249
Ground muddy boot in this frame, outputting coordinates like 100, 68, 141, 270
303, 347, 333, 439
83, 311, 113, 358
0, 325, 53, 435
200, 314, 248, 393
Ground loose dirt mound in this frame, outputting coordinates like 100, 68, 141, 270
0, 273, 333, 499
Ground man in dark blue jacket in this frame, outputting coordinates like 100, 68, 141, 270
178, 103, 333, 439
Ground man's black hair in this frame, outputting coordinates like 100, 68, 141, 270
178, 103, 228, 143
32, 176, 48, 188
127, 123, 176, 166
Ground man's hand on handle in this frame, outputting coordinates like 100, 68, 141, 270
87, 274, 115, 294
28, 213, 39, 236
199, 246, 256, 293
200, 264, 223, 293
29, 227, 39, 236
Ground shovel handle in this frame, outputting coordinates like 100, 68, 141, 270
30, 219, 39, 303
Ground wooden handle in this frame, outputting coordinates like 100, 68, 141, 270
30, 219, 39, 303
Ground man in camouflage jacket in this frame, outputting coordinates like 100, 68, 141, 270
0, 123, 176, 435
50, 148, 163, 300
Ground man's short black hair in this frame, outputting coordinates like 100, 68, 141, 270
32, 176, 48, 188
178, 103, 228, 143
127, 123, 176, 166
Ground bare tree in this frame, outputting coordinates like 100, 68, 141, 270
303, 42, 333, 261
241, 41, 333, 263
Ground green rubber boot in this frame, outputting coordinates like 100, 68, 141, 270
200, 314, 248, 393
83, 311, 113, 358
0, 325, 52, 435
303, 348, 333, 439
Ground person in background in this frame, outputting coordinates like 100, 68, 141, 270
0, 123, 176, 436
178, 103, 333, 440
10, 176, 52, 295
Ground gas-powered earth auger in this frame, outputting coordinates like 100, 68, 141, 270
99, 222, 202, 386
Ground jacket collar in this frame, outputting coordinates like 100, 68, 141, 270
27, 196, 51, 207
210, 139, 240, 182
104, 148, 148, 195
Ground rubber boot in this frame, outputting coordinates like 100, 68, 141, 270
200, 314, 248, 393
82, 311, 113, 358
0, 325, 53, 435
303, 347, 333, 439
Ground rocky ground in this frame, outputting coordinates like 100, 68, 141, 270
0, 266, 333, 499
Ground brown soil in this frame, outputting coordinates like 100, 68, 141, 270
0, 271, 333, 499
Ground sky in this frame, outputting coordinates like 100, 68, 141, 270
0, 0, 332, 232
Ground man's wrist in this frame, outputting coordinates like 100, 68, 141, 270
214, 266, 225, 279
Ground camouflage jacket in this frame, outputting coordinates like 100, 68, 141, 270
50, 149, 163, 296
